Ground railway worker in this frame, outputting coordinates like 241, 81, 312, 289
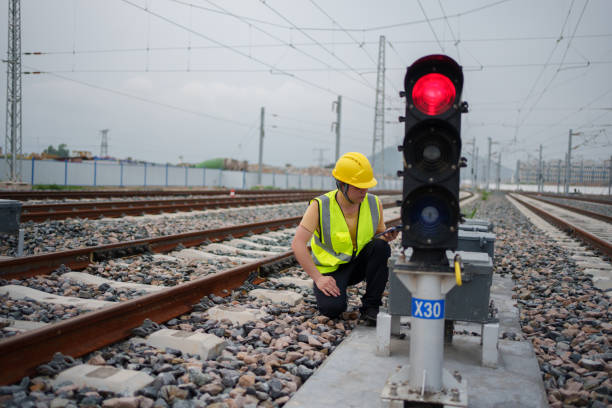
291, 152, 398, 325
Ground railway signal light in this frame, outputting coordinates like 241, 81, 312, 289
398, 55, 467, 250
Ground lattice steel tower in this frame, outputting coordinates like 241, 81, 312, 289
371, 36, 386, 180
5, 0, 22, 182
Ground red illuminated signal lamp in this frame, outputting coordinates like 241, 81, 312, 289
402, 54, 464, 119
412, 73, 456, 116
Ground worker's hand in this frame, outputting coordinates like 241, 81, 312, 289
381, 229, 399, 242
315, 275, 340, 297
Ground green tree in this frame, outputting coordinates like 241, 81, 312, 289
43, 144, 70, 157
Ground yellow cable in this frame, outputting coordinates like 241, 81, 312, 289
454, 259, 462, 286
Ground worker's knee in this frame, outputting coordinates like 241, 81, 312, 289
317, 300, 347, 319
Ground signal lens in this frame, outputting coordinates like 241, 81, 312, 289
412, 73, 455, 115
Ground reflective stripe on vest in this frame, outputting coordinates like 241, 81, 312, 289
310, 190, 380, 274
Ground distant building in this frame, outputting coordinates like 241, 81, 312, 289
516, 158, 611, 186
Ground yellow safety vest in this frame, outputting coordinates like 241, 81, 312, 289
310, 190, 380, 274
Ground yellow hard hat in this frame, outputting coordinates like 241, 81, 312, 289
332, 152, 377, 189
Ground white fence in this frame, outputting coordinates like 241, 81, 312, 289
0, 159, 401, 190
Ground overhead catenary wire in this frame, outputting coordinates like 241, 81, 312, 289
202, 0, 373, 95
118, 0, 374, 110
23, 33, 612, 57
25, 64, 254, 127
163, 0, 511, 32
514, 0, 590, 138
257, 0, 378, 93
307, 0, 402, 104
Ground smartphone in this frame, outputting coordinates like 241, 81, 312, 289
374, 225, 402, 238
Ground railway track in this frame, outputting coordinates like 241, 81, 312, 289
519, 193, 612, 224
522, 191, 612, 206
1, 193, 483, 393
510, 193, 612, 258
1, 188, 401, 201
19, 193, 319, 222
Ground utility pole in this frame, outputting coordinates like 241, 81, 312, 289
496, 152, 501, 191
474, 147, 479, 189
537, 145, 543, 192
258, 107, 264, 185
332, 96, 342, 162
486, 137, 492, 190
557, 159, 561, 193
5, 0, 22, 182
516, 160, 521, 191
371, 35, 386, 181
100, 129, 109, 157
565, 129, 582, 193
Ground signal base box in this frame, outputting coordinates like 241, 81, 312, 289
0, 200, 22, 233
389, 251, 494, 323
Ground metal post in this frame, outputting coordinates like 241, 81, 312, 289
557, 160, 561, 193
242, 170, 246, 189
185, 166, 188, 187
580, 160, 584, 186
333, 95, 342, 162
496, 152, 501, 191
474, 147, 479, 189
30, 156, 34, 185
165, 163, 168, 186
516, 160, 520, 191
538, 145, 542, 192
565, 129, 572, 193
395, 271, 457, 393
486, 137, 492, 190
5, 0, 23, 182
120, 161, 123, 187
202, 167, 206, 187
64, 159, 68, 186
17, 228, 23, 256
144, 162, 147, 186
470, 137, 476, 189
258, 107, 265, 185
93, 159, 97, 186
371, 35, 386, 180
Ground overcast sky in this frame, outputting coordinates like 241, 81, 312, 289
1, 0, 611, 169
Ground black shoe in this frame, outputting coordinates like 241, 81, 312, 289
360, 308, 378, 327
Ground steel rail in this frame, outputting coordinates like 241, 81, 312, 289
511, 194, 612, 258
522, 192, 612, 206
20, 194, 316, 222
517, 194, 612, 224
0, 216, 302, 280
0, 189, 401, 201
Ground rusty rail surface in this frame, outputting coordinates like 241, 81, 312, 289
522, 192, 612, 206
0, 189, 401, 201
519, 194, 612, 224
512, 194, 612, 258
0, 216, 302, 280
0, 251, 295, 385
20, 193, 316, 222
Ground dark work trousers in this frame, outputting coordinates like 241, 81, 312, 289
313, 238, 391, 318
